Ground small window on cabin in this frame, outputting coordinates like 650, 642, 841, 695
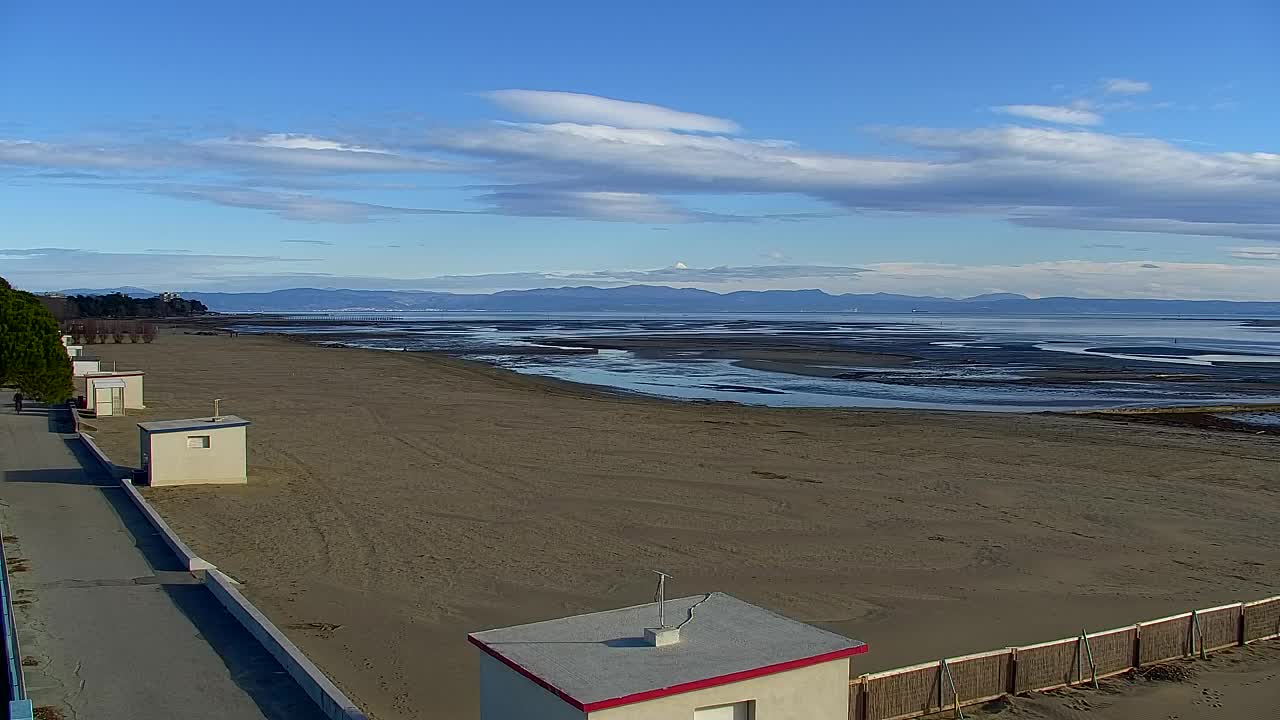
187, 435, 211, 449
694, 700, 754, 720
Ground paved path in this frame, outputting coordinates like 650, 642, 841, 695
0, 404, 327, 720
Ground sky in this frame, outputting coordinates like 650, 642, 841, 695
2, 1, 1279, 299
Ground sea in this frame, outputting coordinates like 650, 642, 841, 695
231, 312, 1280, 417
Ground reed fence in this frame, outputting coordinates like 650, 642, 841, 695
849, 595, 1279, 720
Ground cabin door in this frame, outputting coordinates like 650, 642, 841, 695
94, 387, 115, 416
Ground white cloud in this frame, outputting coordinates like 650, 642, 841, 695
225, 134, 390, 153
5, 91, 1280, 241
0, 135, 449, 175
473, 189, 748, 223
859, 260, 1280, 301
483, 90, 741, 133
432, 122, 1280, 241
1104, 78, 1152, 95
0, 247, 316, 292
145, 185, 472, 222
993, 104, 1103, 126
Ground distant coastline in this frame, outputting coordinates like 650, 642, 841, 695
61, 284, 1280, 315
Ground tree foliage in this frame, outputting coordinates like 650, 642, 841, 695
66, 293, 207, 318
0, 276, 74, 402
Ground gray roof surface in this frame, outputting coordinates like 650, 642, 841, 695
469, 592, 864, 708
86, 371, 144, 377
138, 416, 250, 433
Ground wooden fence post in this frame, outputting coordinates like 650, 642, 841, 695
1132, 623, 1143, 669
1007, 647, 1017, 695
1237, 604, 1246, 646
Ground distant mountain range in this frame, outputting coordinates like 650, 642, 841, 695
60, 285, 1280, 315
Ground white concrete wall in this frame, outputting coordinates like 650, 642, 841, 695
479, 652, 586, 720
205, 570, 367, 719
144, 426, 248, 486
588, 658, 850, 720
72, 359, 100, 376
119, 374, 144, 409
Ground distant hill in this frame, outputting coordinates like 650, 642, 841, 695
161, 285, 1280, 315
59, 286, 157, 297
960, 293, 1030, 302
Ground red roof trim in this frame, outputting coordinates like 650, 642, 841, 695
468, 635, 589, 711
582, 644, 868, 711
469, 635, 867, 713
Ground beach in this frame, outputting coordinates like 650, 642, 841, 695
83, 329, 1279, 719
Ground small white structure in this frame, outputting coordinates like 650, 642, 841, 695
72, 357, 101, 376
138, 416, 250, 486
469, 592, 867, 720
61, 335, 81, 357
85, 371, 145, 413
90, 378, 126, 417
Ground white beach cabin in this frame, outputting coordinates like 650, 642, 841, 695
469, 592, 867, 720
59, 334, 82, 357
138, 416, 250, 486
89, 377, 126, 417
72, 357, 101, 377
85, 371, 145, 413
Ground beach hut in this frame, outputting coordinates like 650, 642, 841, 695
72, 357, 101, 376
469, 592, 867, 720
89, 377, 126, 417
85, 371, 145, 412
137, 416, 250, 486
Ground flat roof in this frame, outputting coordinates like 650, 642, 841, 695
86, 371, 144, 377
138, 416, 250, 434
468, 592, 866, 712
90, 378, 126, 388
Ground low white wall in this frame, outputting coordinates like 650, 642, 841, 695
73, 426, 367, 720
205, 569, 368, 720
117, 478, 215, 573
74, 417, 118, 478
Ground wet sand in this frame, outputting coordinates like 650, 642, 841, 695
83, 329, 1279, 719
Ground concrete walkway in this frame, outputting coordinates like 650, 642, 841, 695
0, 403, 327, 720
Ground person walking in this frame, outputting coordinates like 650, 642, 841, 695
12, 392, 23, 415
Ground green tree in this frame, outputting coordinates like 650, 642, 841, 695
0, 276, 74, 402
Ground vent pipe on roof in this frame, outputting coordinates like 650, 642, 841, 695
212, 398, 222, 421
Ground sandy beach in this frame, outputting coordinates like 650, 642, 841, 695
82, 329, 1279, 719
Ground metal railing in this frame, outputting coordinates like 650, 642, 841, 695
0, 527, 31, 718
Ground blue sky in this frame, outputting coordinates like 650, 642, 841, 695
2, 1, 1279, 298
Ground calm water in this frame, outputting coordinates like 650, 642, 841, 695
234, 313, 1280, 413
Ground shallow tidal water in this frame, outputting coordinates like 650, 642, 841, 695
234, 312, 1280, 414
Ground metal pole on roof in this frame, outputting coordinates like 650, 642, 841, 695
213, 398, 222, 420
652, 570, 673, 628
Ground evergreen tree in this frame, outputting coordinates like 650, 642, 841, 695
0, 276, 74, 402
